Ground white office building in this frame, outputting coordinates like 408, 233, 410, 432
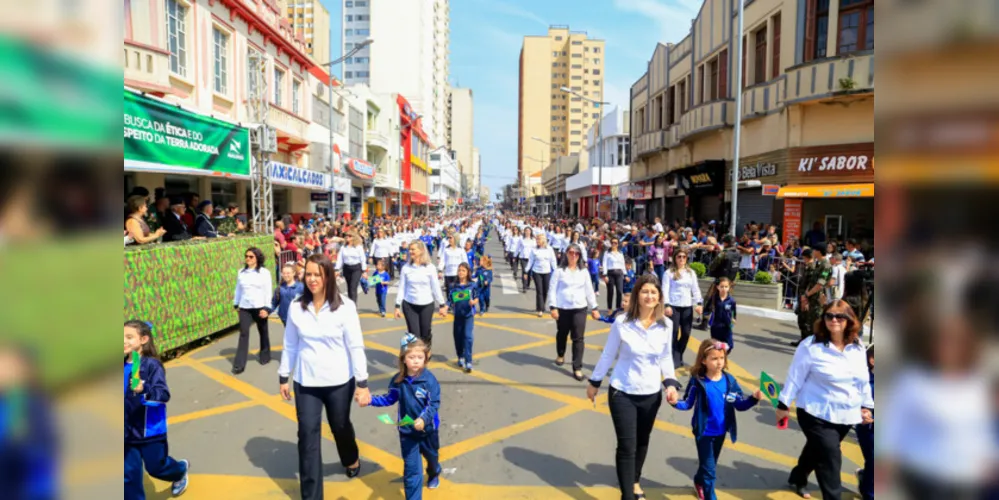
586, 106, 631, 169
342, 0, 450, 147
429, 147, 460, 213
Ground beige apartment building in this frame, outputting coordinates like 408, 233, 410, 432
286, 0, 330, 64
448, 87, 476, 195
519, 26, 605, 192
629, 0, 873, 245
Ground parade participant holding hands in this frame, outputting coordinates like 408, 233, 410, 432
449, 263, 480, 372
587, 275, 681, 500
398, 241, 448, 348
335, 233, 369, 304
548, 243, 601, 381
279, 254, 370, 499
663, 248, 703, 367
601, 238, 627, 314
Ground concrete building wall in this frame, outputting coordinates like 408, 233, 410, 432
286, 0, 329, 64
449, 87, 474, 189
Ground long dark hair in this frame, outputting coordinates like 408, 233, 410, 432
624, 274, 667, 326
560, 243, 585, 270
244, 247, 266, 271
124, 320, 160, 360
300, 254, 343, 311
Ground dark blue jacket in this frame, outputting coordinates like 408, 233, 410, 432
465, 250, 477, 269
124, 356, 171, 444
709, 295, 737, 332
372, 271, 391, 296
0, 389, 57, 500
674, 372, 758, 442
599, 309, 623, 324
623, 269, 637, 293
448, 281, 479, 318
587, 258, 600, 275
475, 269, 493, 292
271, 281, 304, 324
370, 369, 441, 437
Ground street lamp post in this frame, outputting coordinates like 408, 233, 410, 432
730, 0, 746, 237
320, 39, 373, 220
560, 87, 609, 220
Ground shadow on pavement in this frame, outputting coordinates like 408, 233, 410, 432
503, 446, 670, 500
497, 350, 597, 375
245, 436, 302, 497
737, 333, 798, 356
666, 456, 789, 491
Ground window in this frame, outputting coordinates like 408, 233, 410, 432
552, 62, 559, 68
571, 141, 581, 146
212, 27, 228, 94
552, 51, 559, 57
555, 36, 563, 41
292, 79, 301, 114
593, 69, 601, 75
345, 0, 353, 6
246, 49, 261, 95
807, 0, 830, 61
592, 113, 599, 118
356, 28, 370, 36
594, 47, 601, 53
572, 53, 582, 58
345, 71, 354, 78
679, 78, 687, 114
754, 28, 768, 85
571, 108, 581, 113
594, 58, 601, 64
345, 57, 353, 64
571, 119, 581, 124
346, 14, 353, 21
571, 75, 581, 80
357, 14, 369, 21
571, 97, 581, 102
357, 71, 370, 77
837, 0, 873, 54
345, 29, 353, 36
345, 42, 354, 50
571, 40, 582, 45
697, 65, 704, 104
562, 51, 567, 56
772, 13, 782, 79
593, 79, 600, 86
166, 0, 188, 76
667, 85, 676, 125
273, 68, 284, 106
355, 57, 369, 64
572, 64, 582, 69
355, 0, 367, 5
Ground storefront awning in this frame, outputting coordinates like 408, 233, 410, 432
776, 183, 874, 199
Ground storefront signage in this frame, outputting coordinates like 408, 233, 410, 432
762, 184, 780, 196
787, 144, 875, 184
268, 161, 329, 191
124, 90, 250, 177
311, 192, 331, 202
346, 157, 375, 179
676, 160, 725, 195
783, 199, 803, 248
627, 182, 652, 200
590, 186, 611, 196
796, 155, 871, 173
739, 162, 777, 180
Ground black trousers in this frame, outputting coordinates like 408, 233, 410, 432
789, 409, 853, 500
671, 306, 694, 367
608, 387, 662, 500
606, 270, 624, 311
520, 259, 531, 290
403, 301, 435, 348
555, 308, 587, 371
294, 379, 359, 500
533, 272, 551, 312
234, 308, 271, 371
343, 264, 363, 303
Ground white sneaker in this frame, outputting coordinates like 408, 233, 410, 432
172, 460, 190, 496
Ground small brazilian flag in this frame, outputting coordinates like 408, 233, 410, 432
368, 275, 383, 286
130, 351, 142, 390
377, 414, 396, 425
451, 290, 471, 302
760, 371, 780, 408
398, 415, 415, 427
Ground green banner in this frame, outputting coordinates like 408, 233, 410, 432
124, 90, 250, 176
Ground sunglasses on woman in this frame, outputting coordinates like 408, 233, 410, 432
823, 313, 850, 322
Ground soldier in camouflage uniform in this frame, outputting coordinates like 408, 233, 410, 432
792, 248, 833, 346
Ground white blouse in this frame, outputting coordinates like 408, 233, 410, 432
548, 267, 599, 311
526, 246, 558, 274
662, 268, 703, 308
438, 247, 467, 277
517, 238, 537, 259
234, 268, 273, 310
602, 251, 626, 275
779, 336, 874, 425
278, 297, 369, 388
336, 245, 368, 271
591, 315, 679, 396
396, 263, 446, 307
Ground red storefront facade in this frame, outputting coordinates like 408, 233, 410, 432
397, 95, 431, 218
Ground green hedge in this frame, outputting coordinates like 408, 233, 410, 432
690, 262, 707, 278
754, 271, 774, 285
124, 235, 274, 352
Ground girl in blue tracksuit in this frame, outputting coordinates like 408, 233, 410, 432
587, 248, 601, 294
708, 277, 737, 353
0, 346, 57, 500
371, 259, 392, 317
369, 335, 442, 500
271, 263, 304, 326
420, 232, 435, 256
449, 263, 480, 372
622, 258, 637, 295
671, 339, 762, 500
124, 320, 189, 500
475, 255, 494, 316
463, 240, 478, 271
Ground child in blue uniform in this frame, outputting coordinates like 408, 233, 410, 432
371, 260, 392, 317
124, 320, 189, 500
368, 335, 442, 500
598, 293, 629, 324
463, 240, 478, 271
271, 263, 304, 326
587, 248, 601, 295
622, 258, 637, 295
420, 231, 435, 256
708, 277, 737, 353
449, 263, 480, 372
475, 255, 494, 316
672, 339, 762, 500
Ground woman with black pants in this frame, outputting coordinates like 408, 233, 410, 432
397, 241, 448, 348
548, 244, 601, 380
777, 300, 874, 500
278, 254, 370, 499
662, 248, 703, 367
517, 227, 536, 293
525, 234, 558, 317
587, 275, 680, 500
335, 233, 368, 304
601, 238, 626, 314
232, 246, 273, 375
437, 235, 465, 303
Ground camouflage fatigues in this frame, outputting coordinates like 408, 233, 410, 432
145, 204, 162, 233
796, 259, 833, 338
216, 216, 240, 236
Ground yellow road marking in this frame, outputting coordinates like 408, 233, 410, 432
472, 339, 555, 360
438, 405, 583, 462
168, 399, 266, 425
478, 322, 609, 350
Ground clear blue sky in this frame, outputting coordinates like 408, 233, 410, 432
319, 0, 701, 199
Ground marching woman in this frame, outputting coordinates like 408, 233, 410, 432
662, 247, 704, 367
397, 241, 448, 348
438, 235, 466, 302
777, 300, 874, 500
505, 227, 522, 271
547, 243, 601, 380
587, 274, 681, 500
524, 233, 559, 317
335, 233, 368, 304
232, 247, 273, 375
517, 227, 537, 293
601, 238, 627, 315
278, 254, 371, 500
371, 229, 396, 280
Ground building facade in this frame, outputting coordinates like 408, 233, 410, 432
342, 0, 450, 147
518, 26, 605, 192
429, 147, 460, 213
285, 0, 330, 64
629, 0, 873, 242
448, 87, 475, 193
397, 94, 432, 217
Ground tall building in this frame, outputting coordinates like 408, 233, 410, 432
342, 0, 450, 147
471, 146, 481, 199
285, 0, 330, 64
518, 26, 605, 191
448, 87, 474, 192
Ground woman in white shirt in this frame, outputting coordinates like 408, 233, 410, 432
777, 300, 874, 500
505, 227, 522, 271
601, 238, 627, 313
335, 233, 368, 304
587, 274, 681, 500
662, 248, 703, 367
396, 241, 448, 347
518, 228, 537, 293
438, 235, 466, 301
278, 254, 371, 497
525, 234, 559, 317
232, 246, 274, 375
547, 244, 601, 380
370, 229, 395, 280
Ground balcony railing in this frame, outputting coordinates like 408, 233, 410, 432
677, 99, 735, 141
741, 76, 786, 120
366, 129, 389, 150
784, 51, 874, 105
123, 41, 171, 93
268, 104, 307, 140
633, 129, 666, 158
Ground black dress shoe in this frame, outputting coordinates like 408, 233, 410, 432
231, 367, 244, 375
346, 464, 361, 478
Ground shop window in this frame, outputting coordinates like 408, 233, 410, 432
805, 0, 830, 62
754, 27, 767, 85
838, 0, 873, 54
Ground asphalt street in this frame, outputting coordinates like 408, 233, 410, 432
73, 235, 865, 499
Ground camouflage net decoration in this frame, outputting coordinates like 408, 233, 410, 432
124, 235, 274, 353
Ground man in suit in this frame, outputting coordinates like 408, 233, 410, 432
162, 196, 193, 242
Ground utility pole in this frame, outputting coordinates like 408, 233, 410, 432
730, 0, 745, 237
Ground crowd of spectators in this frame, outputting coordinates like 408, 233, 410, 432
124, 187, 245, 246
